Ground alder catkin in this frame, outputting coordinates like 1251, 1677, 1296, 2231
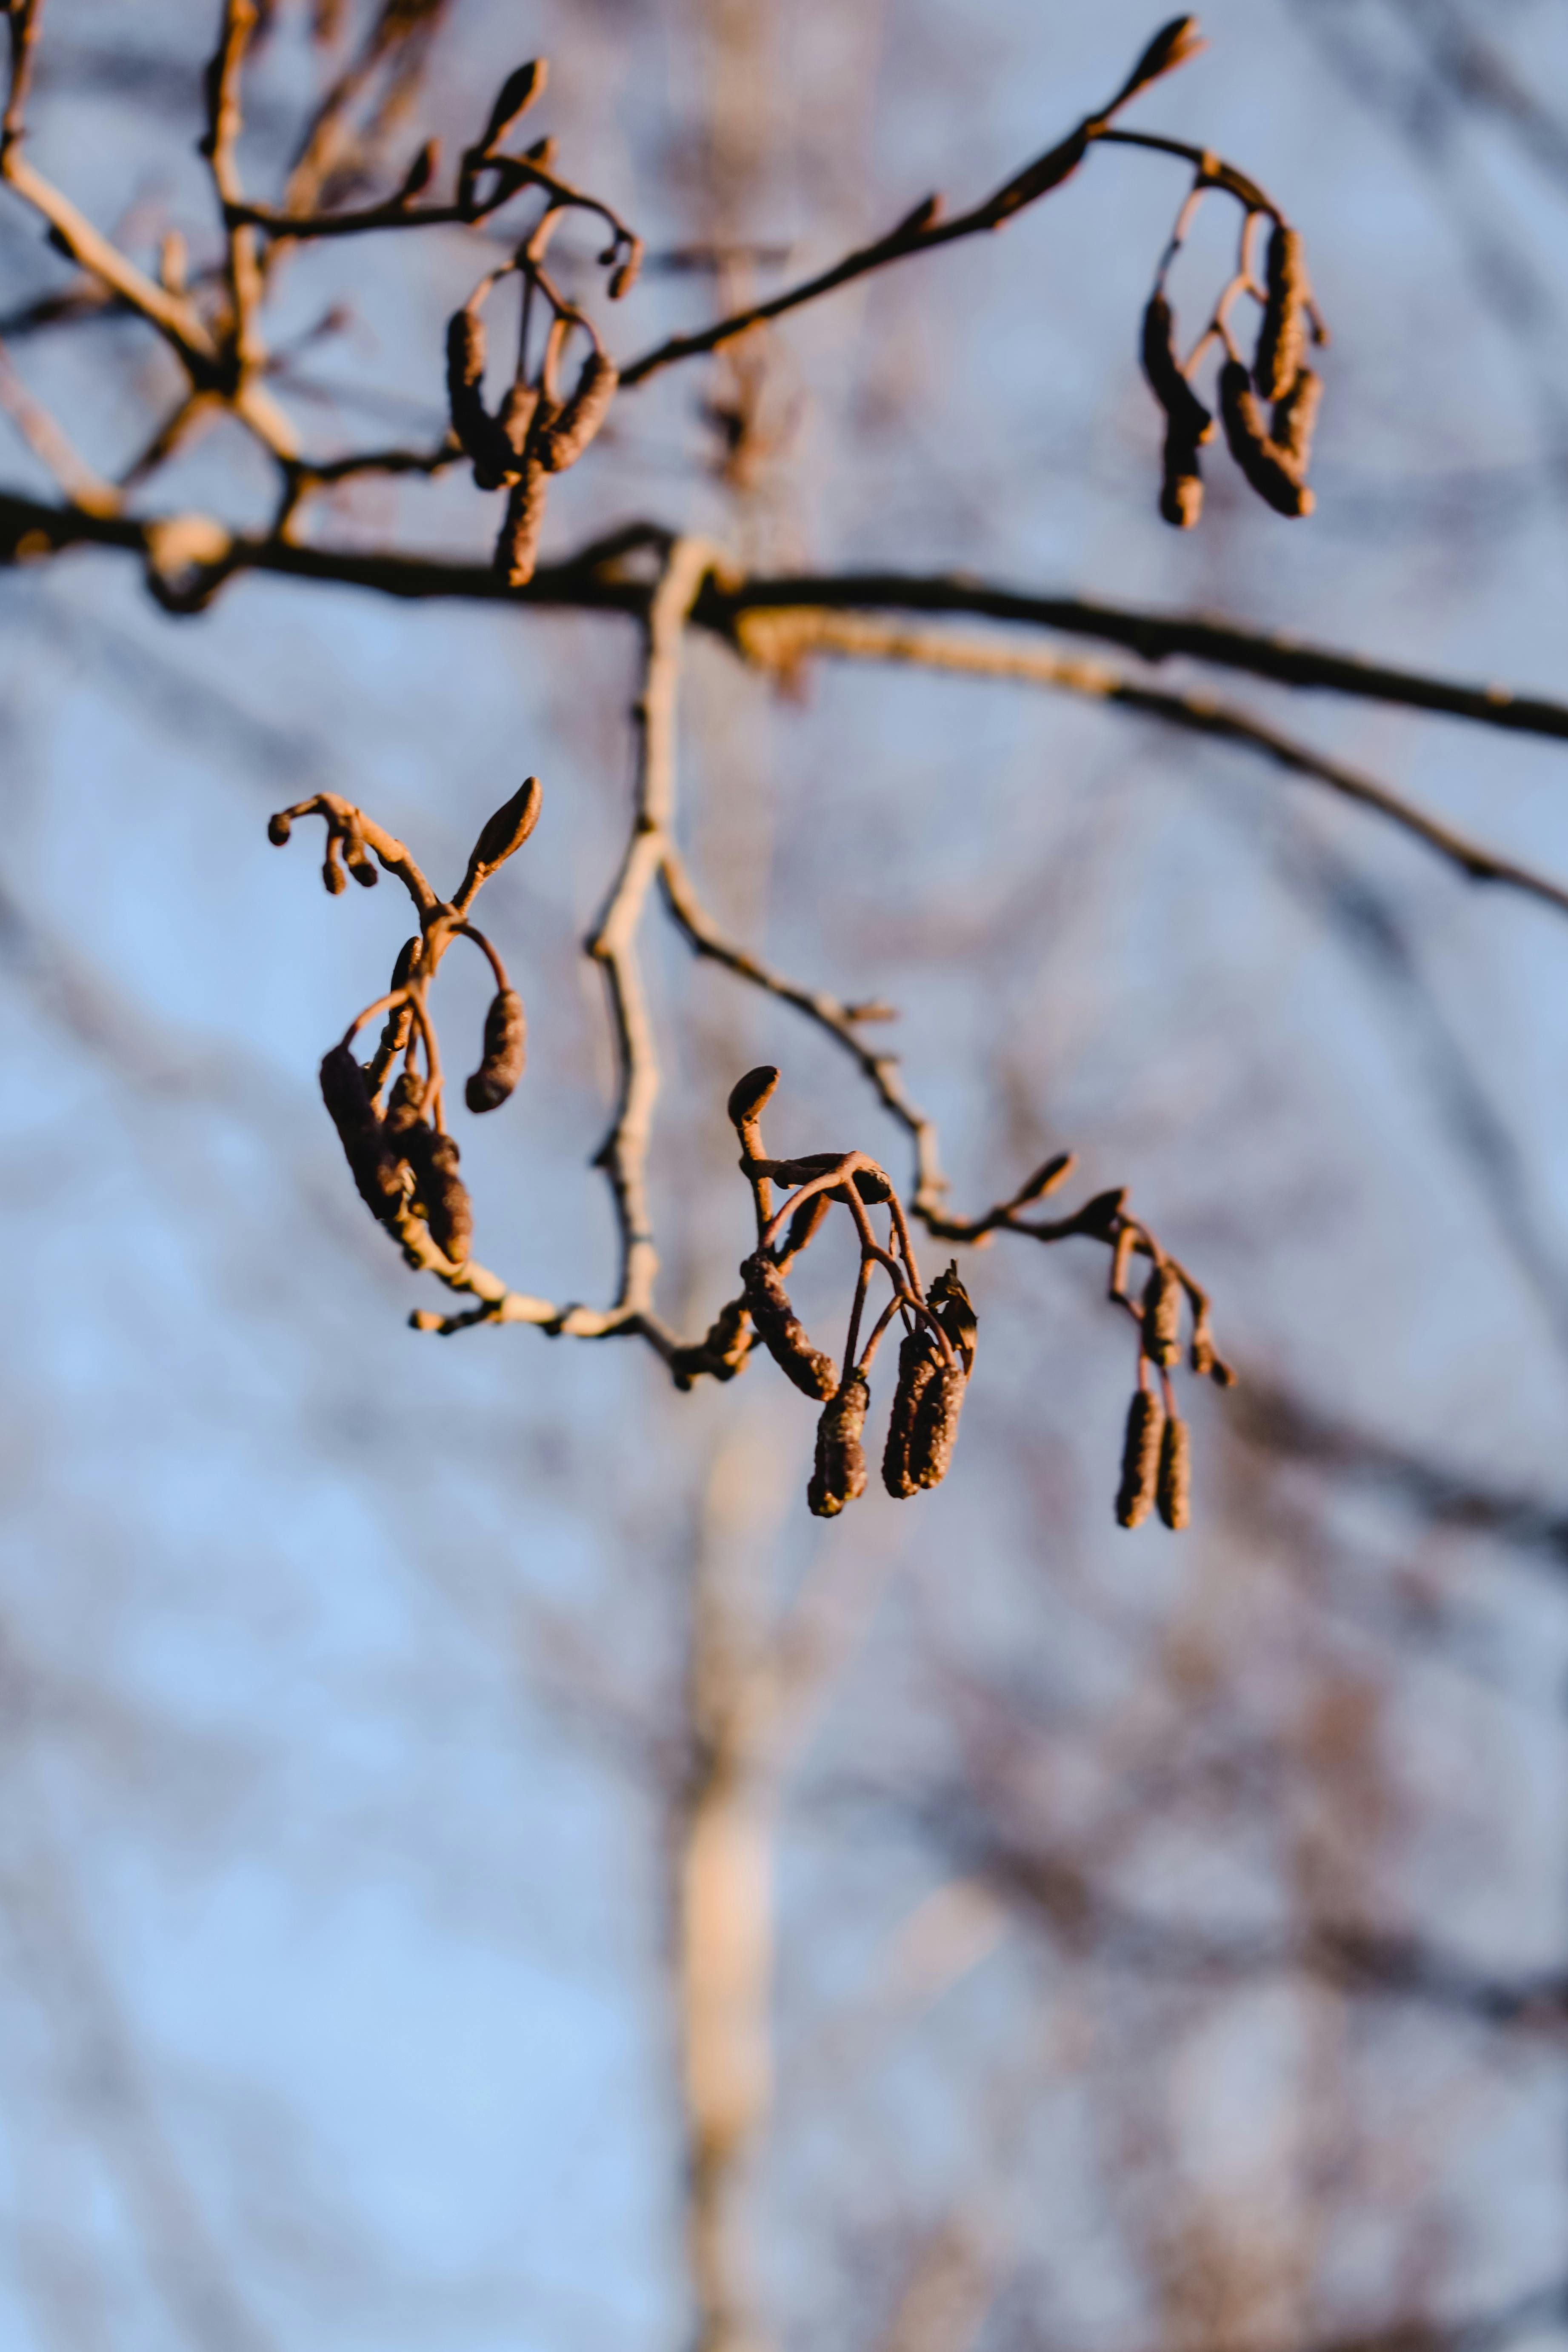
781, 1189, 831, 1263
494, 457, 549, 585
1141, 1261, 1182, 1368
1271, 364, 1321, 479
909, 1360, 967, 1490
446, 309, 509, 487
741, 1253, 838, 1399
319, 1043, 405, 1223
1115, 1387, 1165, 1528
405, 1125, 473, 1262
807, 1373, 870, 1519
669, 1294, 753, 1390
1253, 221, 1308, 402
1157, 1412, 1191, 1530
1160, 421, 1205, 529
465, 988, 526, 1112
1219, 360, 1314, 517
1141, 293, 1214, 445
883, 1332, 941, 1497
535, 351, 619, 473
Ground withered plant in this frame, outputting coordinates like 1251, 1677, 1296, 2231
6, 3, 1568, 1526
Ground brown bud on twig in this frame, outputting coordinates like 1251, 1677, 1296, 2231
727, 1065, 779, 1154
494, 457, 549, 585
1253, 221, 1308, 402
536, 351, 619, 473
669, 1295, 753, 1390
1112, 14, 1205, 110
1220, 360, 1314, 517
463, 775, 543, 888
1271, 364, 1321, 477
397, 138, 439, 203
478, 58, 546, 152
1142, 1261, 1182, 1367
267, 811, 291, 845
320, 1043, 406, 1223
343, 835, 378, 888
909, 1361, 967, 1490
405, 1126, 473, 1263
883, 1331, 939, 1498
808, 1373, 871, 1519
741, 1253, 837, 1399
1157, 1412, 1191, 1530
1115, 1387, 1165, 1527
781, 1189, 831, 1262
1071, 1188, 1127, 1239
607, 251, 641, 301
466, 988, 526, 1112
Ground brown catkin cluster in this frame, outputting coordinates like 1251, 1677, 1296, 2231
466, 988, 526, 1112
882, 1329, 941, 1498
446, 302, 620, 586
1142, 291, 1214, 530
1116, 1387, 1165, 1528
808, 1373, 871, 1519
740, 1253, 838, 1400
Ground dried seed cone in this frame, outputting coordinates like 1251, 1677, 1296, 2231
1157, 1412, 1191, 1530
466, 988, 526, 1112
495, 457, 549, 585
320, 1043, 405, 1223
808, 1373, 871, 1519
883, 1331, 939, 1498
740, 1253, 837, 1399
1253, 222, 1308, 402
1141, 292, 1214, 447
1271, 364, 1321, 478
1142, 1262, 1182, 1368
406, 1126, 473, 1262
1220, 360, 1314, 517
536, 351, 619, 473
910, 1361, 967, 1491
1116, 1387, 1165, 1528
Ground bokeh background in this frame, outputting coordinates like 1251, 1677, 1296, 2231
3, 3, 1568, 2349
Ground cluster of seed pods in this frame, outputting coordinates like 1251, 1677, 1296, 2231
440, 60, 639, 585
680, 1067, 980, 1521
1142, 186, 1325, 527
267, 778, 540, 1268
1110, 1229, 1234, 1532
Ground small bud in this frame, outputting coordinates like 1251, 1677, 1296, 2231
883, 1330, 940, 1498
397, 137, 438, 203
465, 776, 543, 885
344, 837, 378, 888
1072, 1187, 1127, 1239
1157, 1412, 1191, 1530
780, 1189, 831, 1263
479, 58, 546, 151
608, 245, 642, 300
893, 193, 943, 237
267, 811, 292, 845
808, 1373, 871, 1518
741, 1253, 837, 1399
727, 1065, 779, 1136
1220, 359, 1314, 517
849, 1166, 893, 1204
466, 988, 526, 1112
322, 848, 347, 895
1142, 1262, 1182, 1368
524, 134, 558, 168
536, 351, 619, 474
1115, 1387, 1165, 1528
1253, 221, 1309, 402
1113, 14, 1205, 108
